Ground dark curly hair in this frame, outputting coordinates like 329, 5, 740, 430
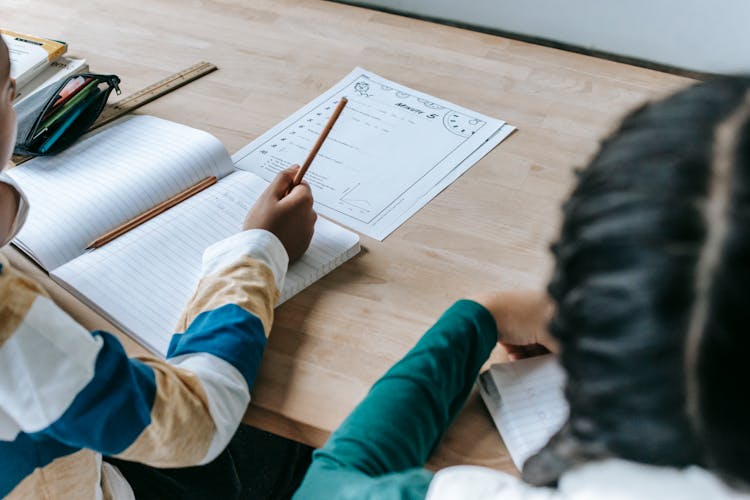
522, 77, 750, 488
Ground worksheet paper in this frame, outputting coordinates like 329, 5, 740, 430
234, 68, 515, 240
478, 354, 569, 470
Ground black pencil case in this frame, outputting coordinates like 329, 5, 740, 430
13, 73, 121, 157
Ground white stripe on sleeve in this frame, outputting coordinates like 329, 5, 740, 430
0, 296, 103, 433
0, 405, 21, 441
201, 229, 289, 293
167, 352, 250, 464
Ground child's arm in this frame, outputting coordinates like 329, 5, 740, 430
0, 168, 316, 470
107, 232, 282, 466
112, 166, 316, 466
293, 300, 498, 499
0, 269, 258, 470
174, 164, 316, 332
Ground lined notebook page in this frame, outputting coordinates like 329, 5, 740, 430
53, 170, 360, 356
9, 116, 235, 270
478, 354, 568, 470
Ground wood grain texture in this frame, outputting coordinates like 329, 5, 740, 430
2, 0, 693, 475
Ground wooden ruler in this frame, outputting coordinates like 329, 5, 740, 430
93, 61, 217, 128
12, 61, 218, 165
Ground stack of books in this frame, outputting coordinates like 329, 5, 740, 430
1, 29, 88, 106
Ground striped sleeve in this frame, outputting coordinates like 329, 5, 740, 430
0, 261, 99, 435
0, 256, 139, 497
1, 228, 287, 477
116, 228, 289, 466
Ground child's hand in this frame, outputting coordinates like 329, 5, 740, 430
468, 290, 559, 359
243, 165, 317, 263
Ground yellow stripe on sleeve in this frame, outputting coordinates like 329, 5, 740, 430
113, 357, 216, 467
0, 254, 49, 348
175, 255, 278, 336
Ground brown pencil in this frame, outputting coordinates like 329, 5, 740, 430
292, 96, 348, 186
87, 175, 218, 249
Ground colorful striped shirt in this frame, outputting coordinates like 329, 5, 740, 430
1, 174, 289, 499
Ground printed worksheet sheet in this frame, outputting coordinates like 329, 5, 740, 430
234, 68, 514, 240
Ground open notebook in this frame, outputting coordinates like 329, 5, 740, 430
9, 115, 360, 356
478, 354, 569, 470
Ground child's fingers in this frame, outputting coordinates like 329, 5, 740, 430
267, 165, 301, 199
501, 342, 551, 360
283, 181, 314, 208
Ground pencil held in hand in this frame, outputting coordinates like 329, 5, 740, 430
292, 96, 348, 186
245, 166, 317, 263
87, 176, 218, 249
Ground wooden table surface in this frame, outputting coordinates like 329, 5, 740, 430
3, 0, 693, 475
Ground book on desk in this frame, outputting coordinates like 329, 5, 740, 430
12, 55, 88, 106
1, 29, 67, 89
8, 115, 360, 356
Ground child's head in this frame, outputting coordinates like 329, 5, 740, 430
0, 36, 16, 167
524, 77, 750, 487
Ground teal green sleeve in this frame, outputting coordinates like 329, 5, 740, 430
294, 299, 498, 500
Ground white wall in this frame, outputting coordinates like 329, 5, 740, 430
344, 0, 750, 75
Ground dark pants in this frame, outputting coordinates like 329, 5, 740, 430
106, 425, 313, 500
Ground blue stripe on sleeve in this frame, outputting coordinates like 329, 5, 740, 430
167, 303, 267, 391
0, 432, 79, 497
38, 331, 156, 455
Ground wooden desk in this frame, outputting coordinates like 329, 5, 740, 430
3, 0, 692, 475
